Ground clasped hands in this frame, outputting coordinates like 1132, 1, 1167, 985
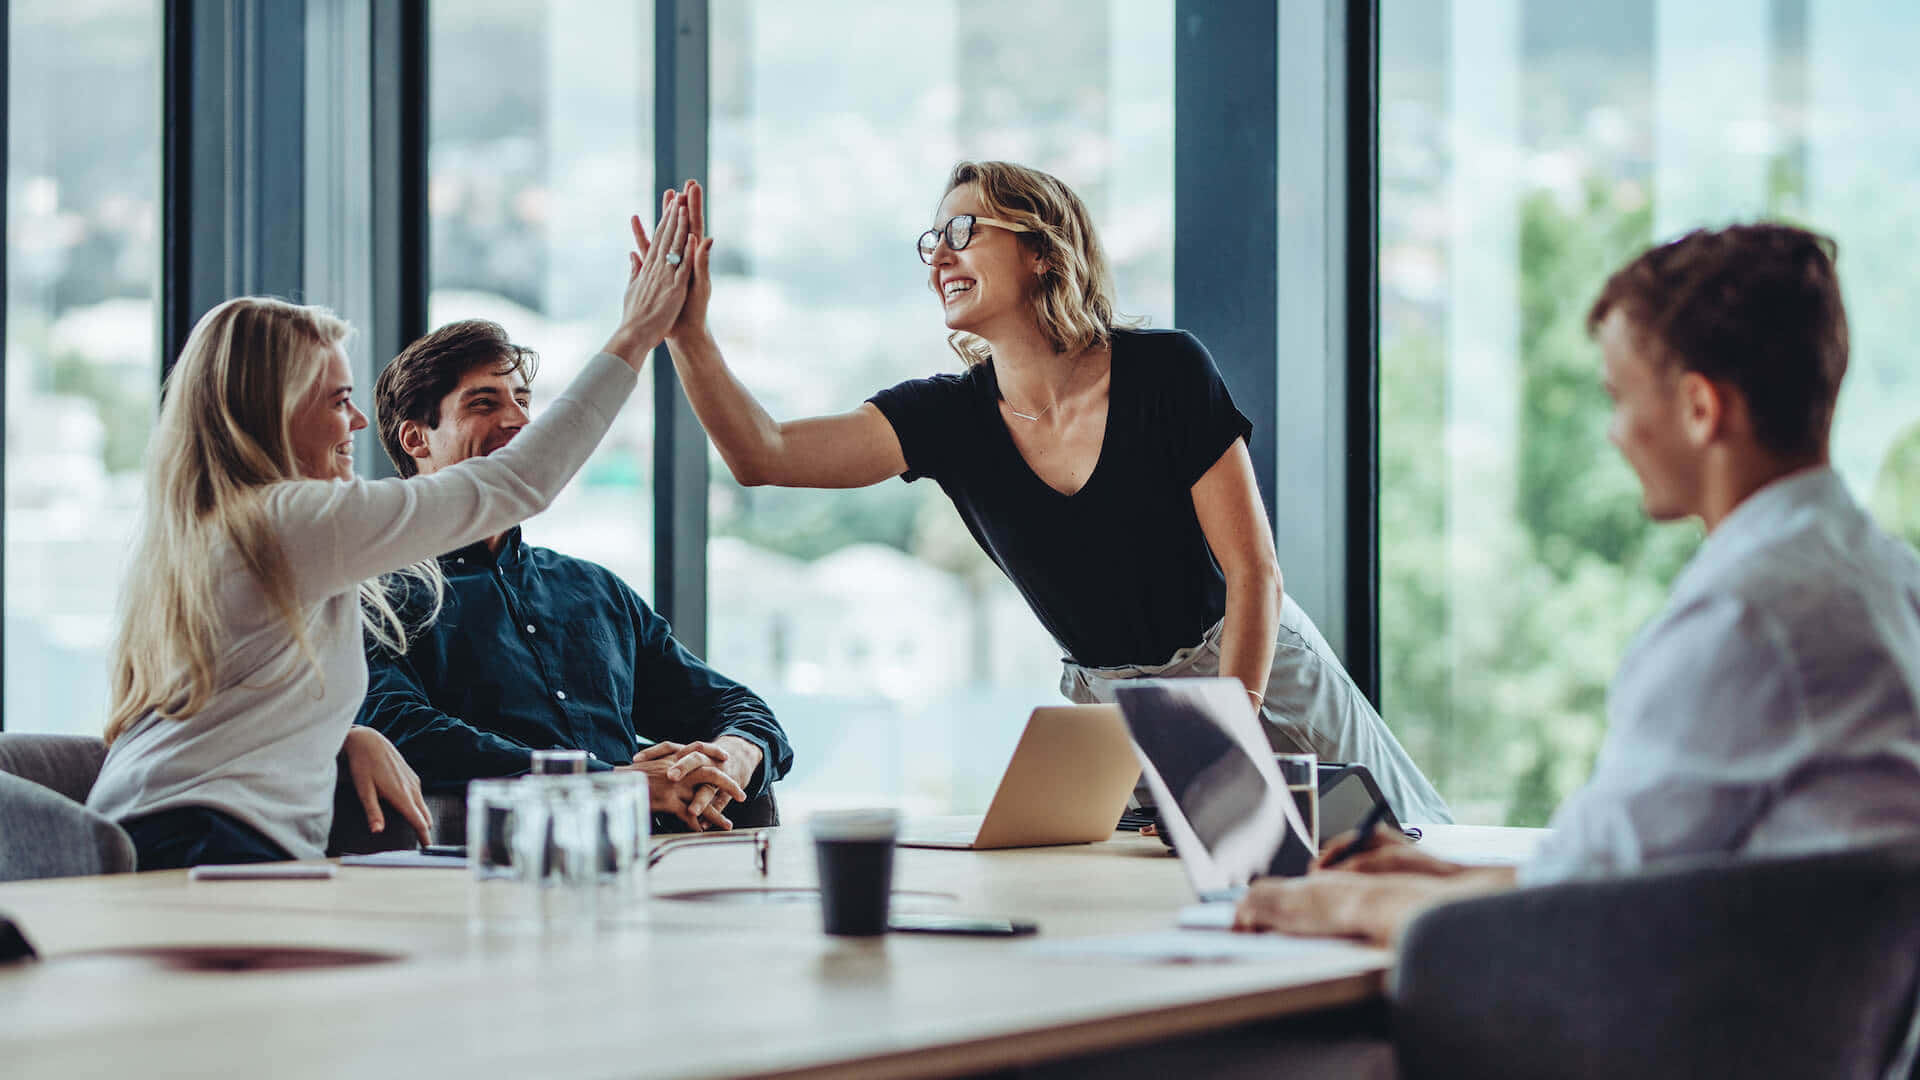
619, 735, 761, 833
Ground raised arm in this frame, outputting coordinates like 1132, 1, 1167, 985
274, 195, 696, 600
649, 180, 907, 490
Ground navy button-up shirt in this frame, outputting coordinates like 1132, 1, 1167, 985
357, 527, 792, 797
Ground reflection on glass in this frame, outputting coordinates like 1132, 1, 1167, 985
1379, 0, 1920, 825
705, 0, 1173, 818
426, 0, 656, 591
5, 1, 161, 734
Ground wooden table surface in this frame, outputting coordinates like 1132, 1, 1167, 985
0, 822, 1538, 1079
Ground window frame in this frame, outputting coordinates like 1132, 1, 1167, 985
0, 0, 1382, 731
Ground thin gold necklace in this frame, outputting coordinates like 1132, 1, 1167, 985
1001, 352, 1086, 422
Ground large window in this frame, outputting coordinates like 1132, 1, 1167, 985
4, 1, 162, 734
704, 0, 1174, 816
1379, 0, 1920, 824
427, 0, 656, 587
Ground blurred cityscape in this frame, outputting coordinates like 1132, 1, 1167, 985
7, 0, 1918, 824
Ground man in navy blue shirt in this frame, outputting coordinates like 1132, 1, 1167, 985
356, 320, 792, 832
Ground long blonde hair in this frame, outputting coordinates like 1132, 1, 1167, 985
939, 161, 1133, 366
106, 298, 441, 744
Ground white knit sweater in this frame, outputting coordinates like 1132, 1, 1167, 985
88, 353, 637, 859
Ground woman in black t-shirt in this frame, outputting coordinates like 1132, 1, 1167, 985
642, 162, 1450, 825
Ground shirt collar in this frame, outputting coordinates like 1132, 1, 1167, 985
1671, 464, 1850, 597
442, 525, 525, 571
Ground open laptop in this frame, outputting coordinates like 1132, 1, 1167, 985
1111, 678, 1315, 906
898, 705, 1141, 850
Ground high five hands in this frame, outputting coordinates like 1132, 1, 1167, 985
601, 186, 701, 369
630, 180, 715, 345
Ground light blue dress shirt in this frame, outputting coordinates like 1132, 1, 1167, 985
1524, 466, 1920, 886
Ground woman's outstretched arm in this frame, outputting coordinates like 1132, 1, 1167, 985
650, 180, 907, 490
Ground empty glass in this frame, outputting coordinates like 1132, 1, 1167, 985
529, 749, 589, 775
587, 772, 650, 920
468, 778, 539, 931
1272, 752, 1318, 877
467, 774, 648, 933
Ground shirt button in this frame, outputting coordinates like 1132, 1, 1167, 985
555, 690, 567, 701
454, 557, 465, 565
525, 624, 536, 635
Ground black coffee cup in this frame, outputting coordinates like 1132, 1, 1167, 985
810, 810, 899, 936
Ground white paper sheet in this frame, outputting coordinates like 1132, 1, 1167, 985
1175, 902, 1237, 930
338, 850, 469, 869
1023, 929, 1367, 965
188, 863, 337, 881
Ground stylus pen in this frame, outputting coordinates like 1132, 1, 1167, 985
1321, 802, 1391, 870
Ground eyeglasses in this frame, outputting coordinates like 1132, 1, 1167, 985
917, 214, 1032, 264
647, 828, 771, 876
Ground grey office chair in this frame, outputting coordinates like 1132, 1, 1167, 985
1389, 841, 1920, 1080
0, 734, 136, 882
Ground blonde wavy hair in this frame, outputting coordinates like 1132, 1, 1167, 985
106, 298, 441, 744
937, 160, 1133, 366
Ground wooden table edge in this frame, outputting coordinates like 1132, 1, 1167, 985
752, 969, 1386, 1080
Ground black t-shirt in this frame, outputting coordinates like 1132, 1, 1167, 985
867, 327, 1253, 668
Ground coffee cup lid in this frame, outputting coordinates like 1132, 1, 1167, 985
808, 808, 900, 841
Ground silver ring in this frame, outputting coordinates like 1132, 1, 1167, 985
664, 251, 684, 267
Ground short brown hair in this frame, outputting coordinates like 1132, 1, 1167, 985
375, 320, 538, 477
1587, 223, 1849, 460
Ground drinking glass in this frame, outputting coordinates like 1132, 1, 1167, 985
587, 772, 651, 920
1272, 752, 1318, 877
468, 778, 539, 931
530, 749, 589, 775
525, 776, 598, 931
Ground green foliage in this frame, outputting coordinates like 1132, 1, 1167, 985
714, 481, 930, 563
1381, 180, 1703, 827
50, 350, 152, 475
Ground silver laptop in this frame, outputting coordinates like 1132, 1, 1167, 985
898, 705, 1141, 850
1112, 678, 1313, 904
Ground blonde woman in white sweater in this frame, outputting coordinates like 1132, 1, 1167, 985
88, 193, 696, 869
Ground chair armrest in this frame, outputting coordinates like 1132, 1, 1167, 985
0, 734, 110, 805
1389, 843, 1920, 1080
0, 772, 136, 882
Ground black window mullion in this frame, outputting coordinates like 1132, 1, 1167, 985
161, 0, 307, 373
366, 0, 427, 480
1343, 0, 1381, 705
652, 0, 709, 654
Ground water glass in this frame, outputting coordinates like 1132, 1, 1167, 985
468, 778, 539, 931
529, 749, 589, 775
524, 776, 598, 930
1272, 752, 1318, 877
587, 772, 650, 919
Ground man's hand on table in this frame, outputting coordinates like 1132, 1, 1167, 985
341, 726, 433, 843
1232, 859, 1521, 947
621, 736, 760, 832
1315, 825, 1467, 876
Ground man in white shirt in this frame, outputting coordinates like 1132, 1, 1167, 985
1235, 223, 1920, 945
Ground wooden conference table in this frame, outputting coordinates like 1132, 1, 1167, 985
0, 822, 1541, 1079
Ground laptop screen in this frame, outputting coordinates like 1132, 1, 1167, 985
1113, 678, 1313, 896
